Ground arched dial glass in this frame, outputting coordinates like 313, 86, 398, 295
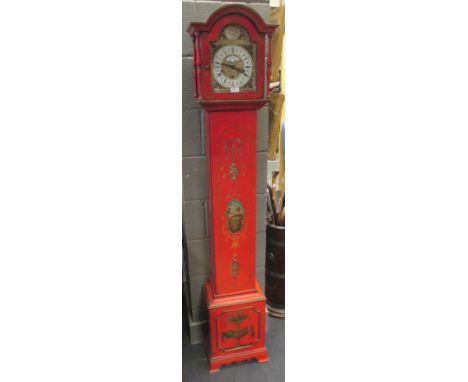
212, 45, 253, 90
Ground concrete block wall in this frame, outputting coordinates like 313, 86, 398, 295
182, 0, 271, 344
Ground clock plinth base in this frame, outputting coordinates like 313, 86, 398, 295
205, 280, 269, 373
208, 346, 269, 374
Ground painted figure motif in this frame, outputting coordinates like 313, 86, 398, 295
225, 199, 244, 233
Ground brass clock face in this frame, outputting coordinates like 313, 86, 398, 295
211, 24, 256, 92
212, 45, 253, 89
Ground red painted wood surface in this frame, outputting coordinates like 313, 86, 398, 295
187, 5, 277, 373
205, 110, 257, 296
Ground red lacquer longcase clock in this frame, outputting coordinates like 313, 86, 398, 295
187, 5, 277, 373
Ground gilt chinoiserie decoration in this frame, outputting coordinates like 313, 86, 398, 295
187, 5, 277, 373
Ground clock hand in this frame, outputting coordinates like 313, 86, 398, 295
221, 62, 245, 74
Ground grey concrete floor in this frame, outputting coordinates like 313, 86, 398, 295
182, 310, 285, 382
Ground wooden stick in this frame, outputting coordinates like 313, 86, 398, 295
271, 170, 279, 223
267, 184, 276, 225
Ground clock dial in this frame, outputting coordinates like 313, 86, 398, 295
212, 45, 253, 90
